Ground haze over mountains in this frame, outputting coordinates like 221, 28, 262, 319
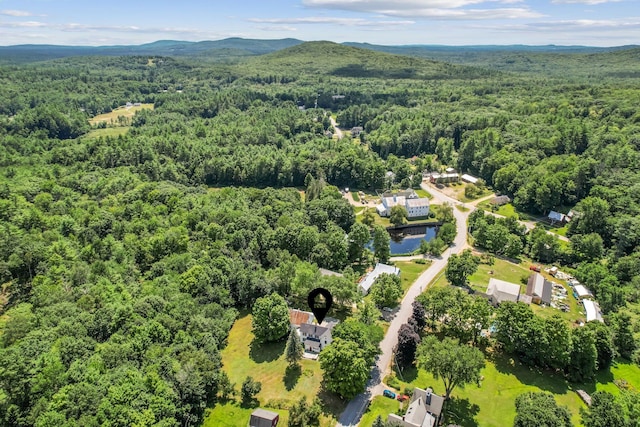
1, 37, 638, 66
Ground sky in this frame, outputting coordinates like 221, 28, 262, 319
0, 0, 638, 47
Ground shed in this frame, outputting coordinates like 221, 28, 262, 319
461, 174, 479, 184
250, 408, 279, 427
574, 285, 592, 299
583, 299, 604, 323
548, 211, 566, 224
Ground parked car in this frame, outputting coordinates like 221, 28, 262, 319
396, 394, 409, 402
383, 389, 396, 399
529, 265, 541, 272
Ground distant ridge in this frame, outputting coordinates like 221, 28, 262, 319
0, 37, 637, 70
0, 38, 304, 63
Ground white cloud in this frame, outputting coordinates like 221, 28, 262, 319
1, 10, 35, 17
0, 20, 47, 28
301, 0, 540, 20
551, 0, 621, 4
256, 25, 298, 32
487, 17, 640, 32
249, 16, 414, 26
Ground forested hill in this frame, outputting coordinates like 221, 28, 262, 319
345, 42, 640, 78
0, 37, 304, 64
242, 41, 495, 80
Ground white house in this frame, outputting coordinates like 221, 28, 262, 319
299, 323, 332, 353
405, 198, 430, 218
359, 263, 400, 295
376, 191, 430, 219
388, 388, 444, 427
486, 278, 522, 305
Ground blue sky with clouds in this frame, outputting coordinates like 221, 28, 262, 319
0, 0, 638, 46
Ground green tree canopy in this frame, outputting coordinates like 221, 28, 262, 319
514, 392, 572, 427
416, 335, 485, 399
252, 293, 290, 343
319, 338, 370, 399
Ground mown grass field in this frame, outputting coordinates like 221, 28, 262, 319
89, 103, 154, 125
395, 260, 432, 293
365, 355, 640, 427
204, 315, 345, 427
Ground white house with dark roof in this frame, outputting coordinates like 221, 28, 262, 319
359, 263, 400, 295
299, 323, 332, 353
388, 387, 444, 427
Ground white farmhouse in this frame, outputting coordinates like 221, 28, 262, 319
376, 190, 430, 219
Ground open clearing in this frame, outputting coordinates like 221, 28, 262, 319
203, 315, 344, 427
359, 356, 640, 427
89, 103, 154, 126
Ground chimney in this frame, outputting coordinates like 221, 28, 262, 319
426, 391, 432, 405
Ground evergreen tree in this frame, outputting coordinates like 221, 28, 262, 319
285, 327, 304, 366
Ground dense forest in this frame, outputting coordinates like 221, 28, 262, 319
1, 41, 640, 426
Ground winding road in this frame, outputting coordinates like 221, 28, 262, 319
336, 182, 473, 426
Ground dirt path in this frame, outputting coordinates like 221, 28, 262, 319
330, 116, 344, 139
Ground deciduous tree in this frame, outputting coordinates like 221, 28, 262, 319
514, 392, 572, 427
319, 338, 369, 399
252, 293, 290, 343
416, 336, 484, 400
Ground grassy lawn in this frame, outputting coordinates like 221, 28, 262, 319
204, 315, 345, 427
383, 354, 640, 427
359, 395, 401, 427
89, 103, 154, 126
415, 188, 432, 199
395, 260, 432, 293
467, 257, 530, 295
204, 402, 289, 427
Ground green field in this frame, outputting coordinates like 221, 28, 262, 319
375, 356, 640, 427
204, 315, 344, 427
415, 189, 432, 199
204, 403, 289, 427
89, 103, 154, 126
395, 260, 432, 293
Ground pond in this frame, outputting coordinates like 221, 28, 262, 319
368, 224, 438, 255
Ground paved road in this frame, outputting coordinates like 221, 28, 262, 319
330, 116, 344, 139
336, 183, 472, 426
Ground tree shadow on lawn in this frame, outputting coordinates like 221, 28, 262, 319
283, 364, 302, 391
490, 352, 570, 395
444, 397, 480, 427
317, 385, 348, 419
249, 338, 286, 363
573, 367, 614, 394
395, 364, 418, 384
